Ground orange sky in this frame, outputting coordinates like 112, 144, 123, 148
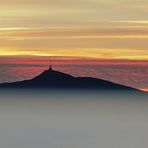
0, 48, 148, 60
0, 27, 148, 60
0, 0, 148, 60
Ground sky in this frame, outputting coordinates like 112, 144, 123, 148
0, 0, 148, 91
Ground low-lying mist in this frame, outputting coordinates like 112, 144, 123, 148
0, 89, 148, 148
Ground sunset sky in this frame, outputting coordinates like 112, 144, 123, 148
0, 0, 148, 91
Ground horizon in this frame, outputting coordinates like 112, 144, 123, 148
0, 56, 147, 92
0, 0, 148, 91
0, 59, 147, 92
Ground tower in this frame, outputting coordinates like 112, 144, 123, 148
48, 61, 53, 71
49, 64, 53, 70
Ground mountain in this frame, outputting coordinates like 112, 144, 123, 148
0, 66, 141, 91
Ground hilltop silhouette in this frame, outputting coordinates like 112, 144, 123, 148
0, 65, 141, 91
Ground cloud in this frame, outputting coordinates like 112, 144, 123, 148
0, 27, 148, 60
0, 48, 147, 60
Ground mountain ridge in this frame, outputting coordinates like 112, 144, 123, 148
0, 66, 142, 92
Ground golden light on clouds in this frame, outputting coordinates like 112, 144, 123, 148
0, 48, 147, 60
0, 26, 148, 61
0, 0, 147, 61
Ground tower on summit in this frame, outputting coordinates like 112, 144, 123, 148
48, 61, 53, 71
49, 64, 53, 70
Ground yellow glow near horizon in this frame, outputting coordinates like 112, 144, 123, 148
0, 48, 148, 60
140, 88, 148, 92
0, 0, 148, 62
0, 26, 148, 61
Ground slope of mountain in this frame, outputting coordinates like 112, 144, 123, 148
0, 66, 140, 91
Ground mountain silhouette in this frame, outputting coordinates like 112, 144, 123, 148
0, 65, 141, 91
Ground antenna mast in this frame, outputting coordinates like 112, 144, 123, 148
49, 60, 52, 70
